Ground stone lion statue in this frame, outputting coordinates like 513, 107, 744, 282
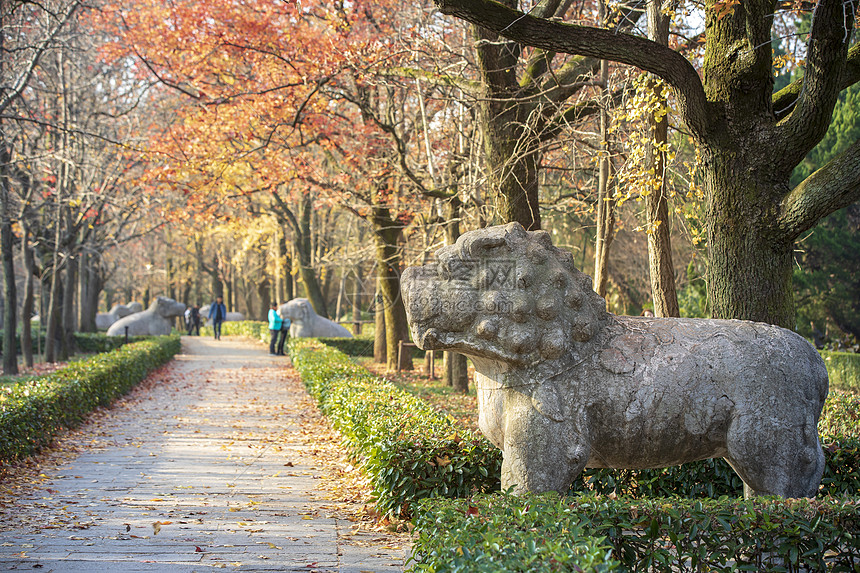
95, 302, 141, 331
278, 298, 353, 338
401, 222, 828, 498
107, 296, 186, 336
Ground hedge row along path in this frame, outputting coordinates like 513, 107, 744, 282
0, 336, 408, 572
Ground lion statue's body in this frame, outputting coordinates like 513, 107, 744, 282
95, 302, 142, 330
401, 222, 828, 498
107, 296, 186, 336
278, 298, 352, 338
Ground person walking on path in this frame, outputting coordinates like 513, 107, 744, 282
190, 304, 201, 335
0, 337, 407, 571
268, 302, 282, 355
208, 295, 227, 340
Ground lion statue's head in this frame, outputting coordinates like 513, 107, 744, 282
401, 222, 609, 367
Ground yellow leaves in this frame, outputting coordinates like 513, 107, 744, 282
711, 0, 740, 20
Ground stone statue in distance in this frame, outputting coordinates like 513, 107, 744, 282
107, 296, 186, 336
278, 298, 353, 338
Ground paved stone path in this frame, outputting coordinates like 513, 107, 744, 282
0, 337, 408, 572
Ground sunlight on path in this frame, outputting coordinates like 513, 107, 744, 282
0, 336, 406, 572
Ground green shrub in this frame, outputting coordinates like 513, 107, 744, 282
821, 350, 860, 393
410, 493, 619, 572
289, 338, 500, 517
819, 389, 860, 439
411, 493, 860, 572
0, 335, 180, 463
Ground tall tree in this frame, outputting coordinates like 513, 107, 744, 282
643, 0, 679, 317
0, 0, 81, 373
433, 0, 860, 328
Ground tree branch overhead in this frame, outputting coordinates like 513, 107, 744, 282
433, 0, 711, 139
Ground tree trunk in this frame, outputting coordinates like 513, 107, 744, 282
482, 117, 542, 230
592, 56, 615, 299
371, 205, 411, 371
644, 0, 679, 318
351, 270, 361, 335
296, 197, 328, 317
705, 155, 796, 327
257, 276, 271, 320
373, 277, 386, 363
443, 197, 469, 392
473, 23, 541, 231
278, 231, 293, 302
61, 254, 77, 360
20, 222, 34, 368
0, 145, 17, 375
78, 253, 100, 332
44, 266, 62, 363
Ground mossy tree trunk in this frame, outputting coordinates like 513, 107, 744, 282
435, 0, 860, 329
371, 204, 412, 371
0, 142, 17, 375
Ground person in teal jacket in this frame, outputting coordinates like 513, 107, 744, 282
268, 303, 282, 355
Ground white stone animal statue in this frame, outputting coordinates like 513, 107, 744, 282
278, 298, 353, 338
199, 304, 244, 323
107, 296, 186, 336
401, 222, 829, 498
95, 303, 140, 330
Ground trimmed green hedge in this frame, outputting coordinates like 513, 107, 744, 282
821, 350, 860, 393
410, 493, 860, 572
411, 493, 619, 572
289, 338, 499, 518
0, 335, 181, 463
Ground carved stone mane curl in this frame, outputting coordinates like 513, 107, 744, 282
437, 222, 610, 365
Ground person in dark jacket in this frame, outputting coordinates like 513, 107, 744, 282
190, 305, 201, 335
208, 296, 227, 340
